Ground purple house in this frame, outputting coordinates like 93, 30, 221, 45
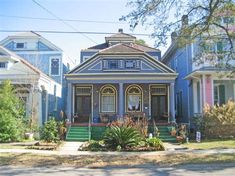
65, 29, 178, 140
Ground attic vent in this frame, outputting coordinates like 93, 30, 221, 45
76, 87, 91, 95
151, 86, 167, 95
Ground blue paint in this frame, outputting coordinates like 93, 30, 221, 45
147, 51, 161, 60
38, 41, 53, 51
80, 51, 97, 63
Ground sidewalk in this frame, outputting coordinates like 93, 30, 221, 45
1, 145, 235, 156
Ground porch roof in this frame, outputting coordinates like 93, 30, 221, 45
66, 73, 176, 84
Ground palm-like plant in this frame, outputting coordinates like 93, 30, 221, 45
103, 126, 141, 150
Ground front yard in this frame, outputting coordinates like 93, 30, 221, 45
0, 152, 235, 167
183, 139, 235, 150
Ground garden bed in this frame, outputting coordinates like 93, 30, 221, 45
26, 141, 62, 150
79, 138, 165, 152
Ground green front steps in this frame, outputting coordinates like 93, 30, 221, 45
67, 125, 176, 142
157, 126, 177, 143
66, 126, 107, 141
66, 126, 90, 141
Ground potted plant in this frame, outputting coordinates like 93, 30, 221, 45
170, 127, 177, 136
24, 120, 39, 140
100, 114, 109, 123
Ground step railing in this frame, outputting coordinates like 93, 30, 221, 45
152, 118, 158, 137
88, 115, 91, 141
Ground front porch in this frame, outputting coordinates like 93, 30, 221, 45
66, 82, 176, 125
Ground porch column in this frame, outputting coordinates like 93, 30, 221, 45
118, 83, 124, 117
170, 83, 176, 122
67, 83, 72, 122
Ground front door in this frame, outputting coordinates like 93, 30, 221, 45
74, 86, 92, 123
75, 95, 91, 123
150, 85, 169, 123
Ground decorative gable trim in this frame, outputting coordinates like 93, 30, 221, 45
88, 62, 102, 71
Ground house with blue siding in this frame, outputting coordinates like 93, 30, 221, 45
65, 29, 177, 128
0, 45, 59, 125
0, 32, 73, 120
162, 15, 235, 124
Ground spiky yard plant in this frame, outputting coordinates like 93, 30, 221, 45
103, 126, 141, 150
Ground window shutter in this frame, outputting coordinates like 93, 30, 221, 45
219, 85, 225, 105
217, 42, 223, 53
103, 60, 108, 69
136, 60, 140, 68
118, 60, 122, 69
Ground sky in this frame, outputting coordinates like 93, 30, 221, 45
0, 0, 170, 65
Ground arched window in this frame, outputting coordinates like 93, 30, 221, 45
100, 86, 116, 113
126, 85, 142, 112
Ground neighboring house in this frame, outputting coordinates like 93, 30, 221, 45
0, 31, 73, 118
65, 29, 177, 124
0, 45, 60, 125
162, 14, 235, 124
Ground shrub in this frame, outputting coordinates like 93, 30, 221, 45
81, 140, 106, 151
204, 100, 235, 125
103, 126, 141, 150
40, 118, 59, 142
0, 81, 25, 142
108, 115, 148, 137
202, 100, 235, 139
146, 137, 165, 150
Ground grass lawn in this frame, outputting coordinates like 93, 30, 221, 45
183, 139, 235, 150
0, 152, 235, 167
0, 144, 27, 149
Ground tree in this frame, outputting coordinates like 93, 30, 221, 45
121, 0, 235, 69
0, 80, 25, 142
134, 39, 148, 46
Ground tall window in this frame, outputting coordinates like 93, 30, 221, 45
126, 85, 142, 112
214, 85, 225, 105
50, 58, 60, 76
101, 86, 116, 112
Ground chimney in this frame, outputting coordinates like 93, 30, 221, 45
118, 28, 123, 33
171, 32, 177, 42
182, 15, 188, 26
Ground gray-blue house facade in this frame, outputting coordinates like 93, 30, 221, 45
65, 30, 177, 124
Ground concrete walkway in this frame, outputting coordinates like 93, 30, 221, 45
1, 147, 235, 156
58, 142, 83, 154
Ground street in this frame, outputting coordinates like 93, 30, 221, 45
1, 163, 235, 176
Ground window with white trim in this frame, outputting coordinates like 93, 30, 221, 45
16, 43, 25, 49
126, 85, 142, 112
0, 62, 7, 69
108, 60, 119, 69
50, 58, 60, 76
100, 86, 116, 112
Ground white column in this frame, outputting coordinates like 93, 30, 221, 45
193, 80, 198, 114
170, 83, 175, 122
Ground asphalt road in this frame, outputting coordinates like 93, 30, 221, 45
1, 163, 235, 176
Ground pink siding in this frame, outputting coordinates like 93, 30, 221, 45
205, 76, 213, 106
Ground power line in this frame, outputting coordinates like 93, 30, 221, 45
0, 29, 231, 39
0, 14, 126, 24
31, 0, 97, 44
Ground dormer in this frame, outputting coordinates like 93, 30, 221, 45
105, 29, 136, 46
